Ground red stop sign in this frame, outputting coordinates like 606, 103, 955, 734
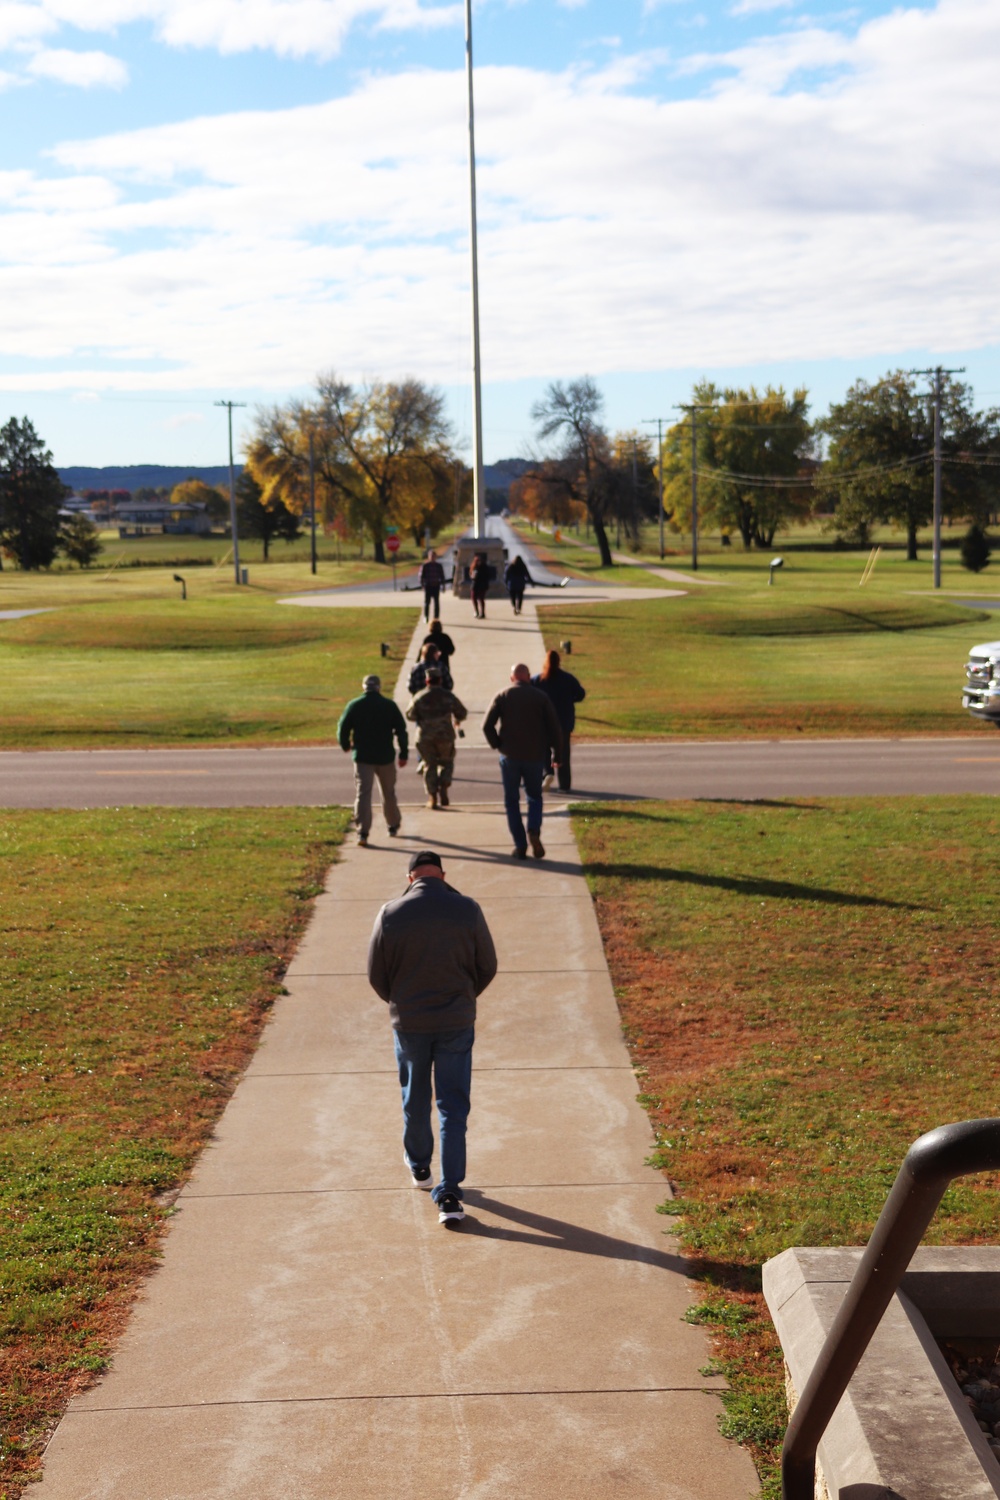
386, 535, 400, 553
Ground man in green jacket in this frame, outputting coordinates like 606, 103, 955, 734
337, 674, 409, 846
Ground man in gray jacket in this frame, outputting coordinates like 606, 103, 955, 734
483, 663, 563, 860
367, 849, 497, 1225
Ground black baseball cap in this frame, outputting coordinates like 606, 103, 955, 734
408, 850, 443, 874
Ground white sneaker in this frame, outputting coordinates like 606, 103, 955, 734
542, 773, 554, 790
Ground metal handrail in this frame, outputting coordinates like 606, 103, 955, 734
782, 1117, 1000, 1500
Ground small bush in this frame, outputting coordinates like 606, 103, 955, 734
961, 524, 991, 573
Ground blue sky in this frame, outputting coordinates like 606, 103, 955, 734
1, 0, 998, 467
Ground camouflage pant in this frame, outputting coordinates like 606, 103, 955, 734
416, 732, 455, 796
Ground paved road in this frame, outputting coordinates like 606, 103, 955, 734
484, 512, 572, 589
2, 738, 998, 808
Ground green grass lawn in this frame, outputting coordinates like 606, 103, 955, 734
520, 514, 995, 576
39, 521, 468, 577
0, 588, 418, 749
0, 553, 413, 607
0, 806, 349, 1498
575, 797, 1000, 1497
535, 544, 999, 737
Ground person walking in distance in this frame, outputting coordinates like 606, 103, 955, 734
407, 666, 468, 809
408, 642, 452, 695
421, 618, 456, 676
367, 850, 497, 1225
337, 674, 408, 846
483, 663, 563, 859
469, 551, 490, 619
532, 649, 586, 792
503, 553, 532, 615
419, 549, 445, 622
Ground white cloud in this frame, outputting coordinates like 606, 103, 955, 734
728, 0, 796, 16
0, 0, 998, 393
3, 0, 460, 62
0, 1, 54, 45
164, 410, 206, 428
26, 46, 127, 85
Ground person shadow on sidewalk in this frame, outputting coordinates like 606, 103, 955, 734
457, 1190, 689, 1274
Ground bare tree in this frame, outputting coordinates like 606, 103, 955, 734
530, 378, 615, 566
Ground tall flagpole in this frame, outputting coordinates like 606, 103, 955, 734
464, 0, 485, 539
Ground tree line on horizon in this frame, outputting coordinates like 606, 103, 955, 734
3, 369, 1000, 571
512, 373, 1000, 568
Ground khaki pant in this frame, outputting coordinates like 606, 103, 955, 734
416, 733, 455, 797
354, 761, 400, 835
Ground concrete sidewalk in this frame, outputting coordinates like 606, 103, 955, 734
393, 587, 548, 723
34, 594, 756, 1499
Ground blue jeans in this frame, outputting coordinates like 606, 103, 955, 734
499, 755, 544, 851
393, 1026, 474, 1202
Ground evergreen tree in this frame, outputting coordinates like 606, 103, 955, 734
60, 513, 103, 569
0, 417, 66, 570
961, 523, 991, 573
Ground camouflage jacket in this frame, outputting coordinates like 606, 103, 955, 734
406, 685, 468, 738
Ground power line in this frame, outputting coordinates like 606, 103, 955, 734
641, 417, 667, 559
909, 365, 965, 588
678, 452, 934, 489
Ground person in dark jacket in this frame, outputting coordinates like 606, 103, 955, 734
532, 649, 586, 791
408, 642, 452, 694
469, 552, 490, 619
368, 849, 497, 1225
337, 674, 409, 845
482, 663, 563, 859
420, 618, 456, 672
504, 553, 532, 615
419, 550, 446, 621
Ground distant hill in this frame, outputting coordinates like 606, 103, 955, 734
60, 458, 525, 499
59, 464, 241, 494
483, 458, 531, 493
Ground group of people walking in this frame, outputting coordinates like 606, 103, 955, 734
419, 544, 537, 620
338, 550, 586, 1225
406, 626, 466, 812
338, 644, 585, 846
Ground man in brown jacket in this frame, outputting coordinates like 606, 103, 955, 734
482, 663, 563, 859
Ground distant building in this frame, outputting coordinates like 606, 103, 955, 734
61, 494, 99, 519
114, 499, 213, 536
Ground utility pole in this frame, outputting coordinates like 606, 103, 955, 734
630, 437, 638, 548
690, 407, 698, 572
674, 402, 717, 572
642, 417, 667, 559
464, 0, 485, 539
910, 365, 965, 588
215, 400, 246, 584
308, 427, 317, 576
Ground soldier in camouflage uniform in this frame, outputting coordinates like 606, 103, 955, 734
406, 666, 468, 809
